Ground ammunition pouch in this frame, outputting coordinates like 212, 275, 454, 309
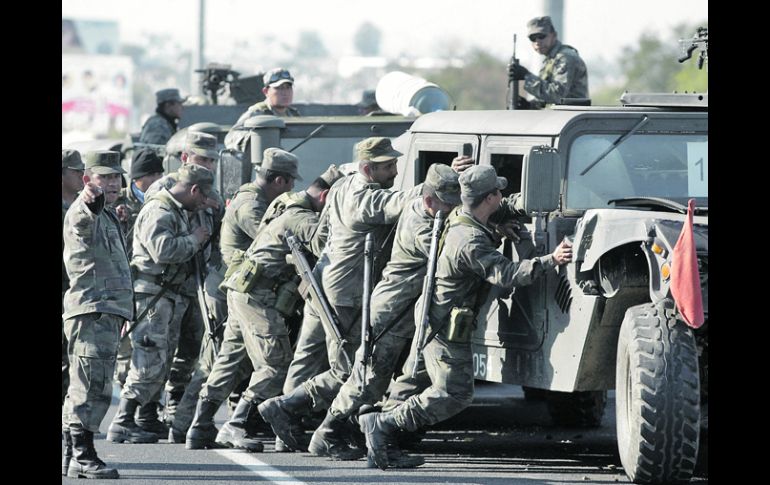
446, 307, 476, 344
274, 279, 301, 318
220, 257, 263, 294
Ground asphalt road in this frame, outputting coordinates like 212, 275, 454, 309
61, 383, 708, 484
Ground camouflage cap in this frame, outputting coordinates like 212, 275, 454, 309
84, 150, 125, 175
130, 148, 164, 180
319, 164, 344, 187
261, 147, 302, 180
355, 137, 402, 163
458, 165, 507, 199
424, 163, 461, 205
156, 88, 185, 105
527, 16, 555, 36
185, 131, 219, 159
62, 149, 85, 170
177, 163, 214, 193
263, 68, 294, 88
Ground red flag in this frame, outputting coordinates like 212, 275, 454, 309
670, 199, 705, 328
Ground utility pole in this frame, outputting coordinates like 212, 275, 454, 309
192, 0, 206, 94
544, 0, 564, 39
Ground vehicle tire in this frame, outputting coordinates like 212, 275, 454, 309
544, 390, 607, 427
616, 299, 700, 484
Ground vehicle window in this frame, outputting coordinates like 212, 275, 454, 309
566, 133, 708, 209
417, 150, 456, 183
491, 154, 523, 197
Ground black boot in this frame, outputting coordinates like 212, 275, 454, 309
186, 398, 223, 449
136, 400, 169, 439
309, 411, 366, 460
165, 388, 185, 419
258, 386, 313, 451
216, 398, 264, 452
359, 411, 403, 470
106, 398, 159, 443
67, 427, 119, 479
62, 430, 73, 476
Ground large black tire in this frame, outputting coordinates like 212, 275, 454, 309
616, 300, 700, 484
545, 390, 607, 427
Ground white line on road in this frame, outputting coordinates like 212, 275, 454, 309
215, 449, 308, 485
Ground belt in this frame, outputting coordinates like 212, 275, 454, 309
135, 271, 181, 291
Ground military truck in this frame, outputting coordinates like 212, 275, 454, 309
392, 92, 707, 483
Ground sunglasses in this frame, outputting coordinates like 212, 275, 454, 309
268, 71, 293, 83
529, 33, 547, 42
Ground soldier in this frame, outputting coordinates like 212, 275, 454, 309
62, 149, 85, 406
309, 163, 462, 463
258, 136, 422, 454
139, 88, 186, 147
106, 164, 214, 445
508, 16, 589, 107
184, 147, 301, 449
359, 165, 573, 470
189, 165, 345, 451
235, 68, 300, 125
136, 132, 224, 439
112, 148, 165, 258
61, 151, 132, 479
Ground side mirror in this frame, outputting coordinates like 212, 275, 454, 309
521, 145, 560, 215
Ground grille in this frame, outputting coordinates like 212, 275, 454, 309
555, 273, 572, 313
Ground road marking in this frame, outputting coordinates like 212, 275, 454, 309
215, 449, 307, 485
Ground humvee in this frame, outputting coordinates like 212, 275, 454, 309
392, 93, 707, 484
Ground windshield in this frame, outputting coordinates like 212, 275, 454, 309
565, 133, 707, 210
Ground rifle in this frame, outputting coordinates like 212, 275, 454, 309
410, 210, 446, 378
508, 34, 520, 110
360, 233, 374, 382
285, 229, 352, 372
193, 250, 220, 355
678, 27, 708, 70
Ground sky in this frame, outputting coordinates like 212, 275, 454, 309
62, 0, 708, 72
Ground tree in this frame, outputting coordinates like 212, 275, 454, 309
354, 22, 382, 56
427, 48, 508, 110
296, 30, 328, 58
591, 21, 707, 105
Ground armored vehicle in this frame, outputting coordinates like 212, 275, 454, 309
393, 93, 707, 484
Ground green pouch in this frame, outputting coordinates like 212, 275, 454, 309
446, 307, 476, 344
221, 258, 262, 294
274, 279, 300, 317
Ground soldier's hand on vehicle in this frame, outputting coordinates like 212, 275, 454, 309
494, 219, 522, 243
551, 240, 573, 266
451, 155, 474, 173
508, 63, 530, 81
192, 226, 211, 245
115, 204, 130, 222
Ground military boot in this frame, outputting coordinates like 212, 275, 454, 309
185, 398, 223, 449
365, 441, 425, 469
168, 425, 186, 444
258, 386, 313, 452
164, 388, 185, 420
62, 430, 73, 476
67, 427, 119, 479
136, 400, 169, 439
359, 411, 400, 470
215, 397, 264, 452
106, 398, 159, 443
308, 410, 366, 460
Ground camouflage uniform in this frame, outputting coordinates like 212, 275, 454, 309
142, 169, 225, 427
117, 185, 206, 406
184, 148, 303, 449
62, 151, 131, 478
234, 101, 301, 126
139, 88, 184, 146
523, 40, 589, 105
329, 167, 460, 421
139, 113, 176, 146
360, 166, 556, 470
258, 138, 421, 454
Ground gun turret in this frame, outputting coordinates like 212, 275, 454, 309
195, 62, 241, 105
678, 27, 708, 70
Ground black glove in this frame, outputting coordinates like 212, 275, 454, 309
508, 63, 529, 81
